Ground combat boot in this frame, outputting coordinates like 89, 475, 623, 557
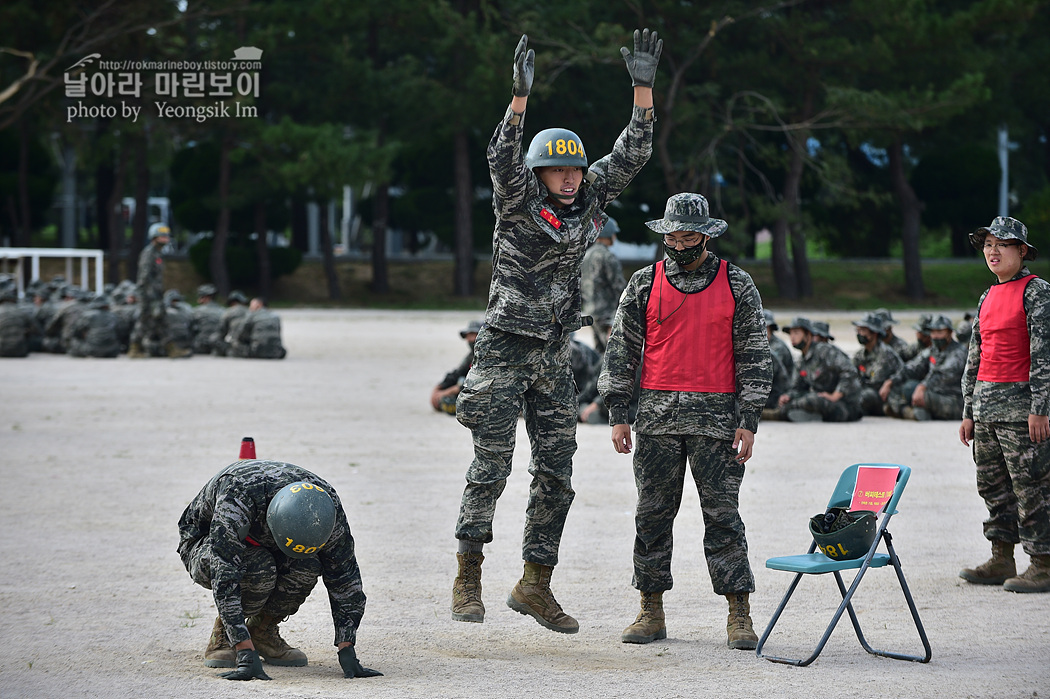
726, 593, 758, 650
621, 591, 666, 644
166, 342, 192, 358
959, 541, 1016, 585
451, 552, 485, 623
246, 614, 308, 666
507, 562, 579, 634
203, 616, 236, 668
1003, 554, 1050, 593
127, 342, 147, 358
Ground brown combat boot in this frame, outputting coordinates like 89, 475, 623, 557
203, 616, 236, 668
507, 562, 579, 634
451, 552, 485, 623
726, 593, 758, 650
127, 342, 148, 359
621, 591, 666, 644
959, 541, 1016, 585
1003, 554, 1050, 593
246, 614, 308, 666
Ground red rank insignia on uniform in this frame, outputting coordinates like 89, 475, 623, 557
799, 370, 807, 377
858, 365, 866, 373
929, 356, 936, 364
540, 208, 562, 230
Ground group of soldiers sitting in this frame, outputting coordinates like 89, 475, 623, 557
0, 275, 286, 360
763, 308, 971, 423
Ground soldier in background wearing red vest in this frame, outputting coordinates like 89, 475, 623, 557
598, 192, 772, 649
959, 216, 1050, 593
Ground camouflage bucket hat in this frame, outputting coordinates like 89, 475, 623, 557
926, 314, 953, 331
912, 313, 933, 332
460, 319, 484, 338
782, 317, 814, 334
645, 193, 729, 239
812, 321, 834, 341
197, 283, 217, 297
762, 309, 778, 330
970, 216, 1038, 260
852, 313, 884, 335
598, 216, 621, 239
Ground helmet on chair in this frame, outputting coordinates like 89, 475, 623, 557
267, 481, 337, 558
808, 508, 877, 560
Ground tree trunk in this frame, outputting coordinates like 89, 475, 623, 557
888, 138, 925, 300
290, 197, 308, 252
453, 128, 474, 296
319, 200, 341, 300
128, 131, 149, 283
15, 118, 31, 279
106, 141, 127, 283
370, 184, 390, 294
95, 121, 114, 254
253, 201, 270, 300
211, 133, 232, 297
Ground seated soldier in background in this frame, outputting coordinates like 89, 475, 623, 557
68, 295, 121, 359
0, 286, 35, 357
881, 314, 966, 420
213, 290, 249, 357
571, 335, 604, 423
852, 312, 904, 416
811, 320, 834, 345
192, 284, 224, 355
874, 308, 910, 358
233, 298, 287, 359
775, 317, 863, 422
762, 310, 793, 419
901, 313, 933, 362
431, 320, 482, 415
164, 289, 195, 358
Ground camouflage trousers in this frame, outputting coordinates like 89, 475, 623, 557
455, 326, 577, 567
973, 421, 1050, 555
887, 380, 964, 420
631, 433, 755, 596
859, 387, 887, 416
785, 393, 862, 422
131, 299, 167, 346
186, 542, 321, 641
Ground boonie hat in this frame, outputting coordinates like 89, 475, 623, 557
782, 317, 814, 334
460, 320, 484, 338
645, 193, 728, 239
812, 321, 835, 341
970, 216, 1038, 260
852, 313, 884, 336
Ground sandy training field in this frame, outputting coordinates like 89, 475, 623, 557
1, 309, 1047, 698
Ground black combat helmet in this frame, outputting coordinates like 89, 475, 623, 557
525, 127, 587, 172
267, 482, 337, 559
809, 508, 878, 561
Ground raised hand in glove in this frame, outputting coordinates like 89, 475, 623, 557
218, 649, 272, 681
620, 28, 663, 88
512, 34, 535, 97
338, 645, 383, 679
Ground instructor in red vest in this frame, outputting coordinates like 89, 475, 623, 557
598, 192, 772, 649
959, 216, 1050, 593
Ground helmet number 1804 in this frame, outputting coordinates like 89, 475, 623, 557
545, 138, 581, 156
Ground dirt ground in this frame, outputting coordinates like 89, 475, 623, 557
1, 309, 1047, 699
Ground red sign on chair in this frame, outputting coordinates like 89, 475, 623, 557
850, 465, 899, 514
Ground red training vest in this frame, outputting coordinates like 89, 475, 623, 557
977, 275, 1036, 382
640, 259, 736, 392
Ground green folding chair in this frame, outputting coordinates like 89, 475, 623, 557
755, 463, 932, 666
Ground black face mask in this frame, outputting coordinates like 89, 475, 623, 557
856, 333, 870, 346
932, 337, 950, 350
792, 339, 807, 351
663, 239, 707, 266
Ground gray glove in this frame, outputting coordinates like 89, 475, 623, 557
620, 28, 663, 88
512, 34, 535, 97
338, 645, 383, 678
218, 649, 272, 681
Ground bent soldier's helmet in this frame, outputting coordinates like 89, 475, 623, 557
267, 481, 337, 559
148, 222, 171, 240
525, 128, 587, 171
809, 508, 877, 561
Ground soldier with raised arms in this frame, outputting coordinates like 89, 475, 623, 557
451, 28, 662, 634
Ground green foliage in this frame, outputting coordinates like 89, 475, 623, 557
188, 236, 302, 287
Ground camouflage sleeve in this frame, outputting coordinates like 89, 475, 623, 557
728, 265, 772, 433
871, 347, 904, 384
830, 346, 862, 397
585, 105, 654, 208
895, 349, 930, 383
1026, 278, 1050, 415
962, 290, 989, 420
206, 478, 262, 645
487, 106, 532, 217
598, 265, 653, 425
318, 510, 366, 646
922, 344, 966, 393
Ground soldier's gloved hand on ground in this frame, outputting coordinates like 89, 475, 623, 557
338, 645, 383, 678
620, 27, 663, 87
512, 34, 535, 97
218, 649, 272, 681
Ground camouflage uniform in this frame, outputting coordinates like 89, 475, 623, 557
454, 100, 654, 565
212, 296, 248, 357
886, 338, 966, 419
164, 291, 196, 356
598, 251, 772, 594
235, 306, 287, 359
853, 337, 904, 416
581, 231, 626, 354
43, 293, 86, 353
963, 267, 1050, 555
0, 292, 33, 357
765, 316, 794, 410
192, 302, 224, 355
571, 336, 602, 413
783, 335, 863, 422
177, 460, 367, 647
130, 241, 168, 349
67, 299, 121, 358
